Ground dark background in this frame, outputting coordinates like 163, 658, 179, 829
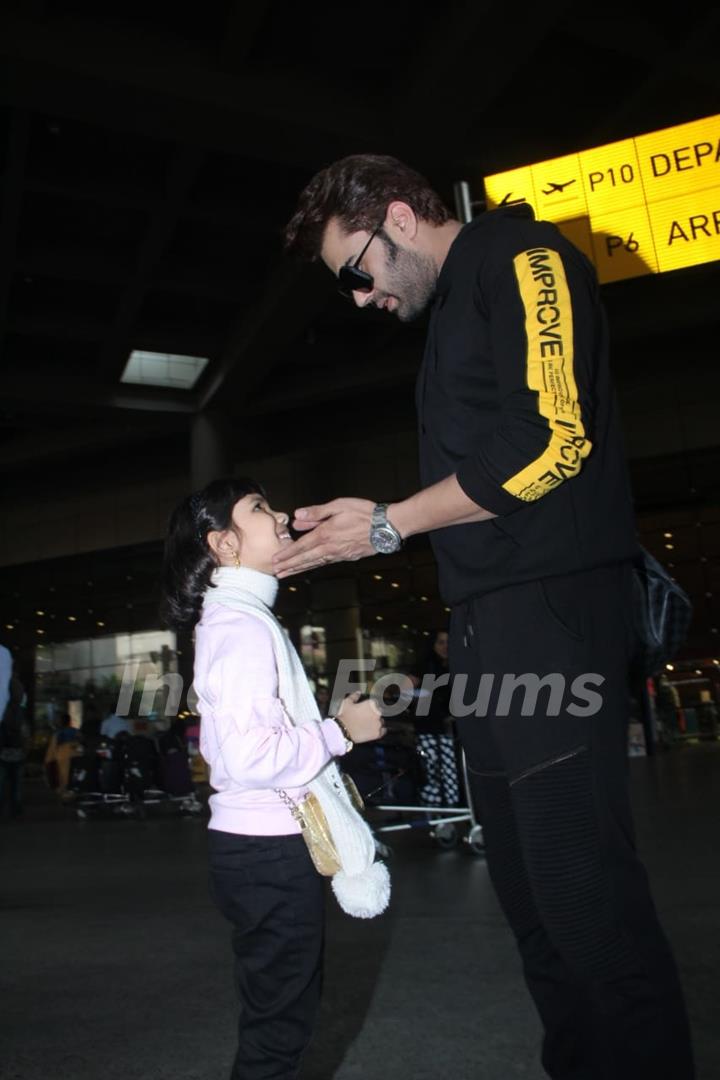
1, 1, 719, 672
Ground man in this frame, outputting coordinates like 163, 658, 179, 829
274, 155, 694, 1079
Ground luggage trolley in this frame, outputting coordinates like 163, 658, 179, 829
344, 723, 485, 856
373, 742, 485, 855
68, 733, 203, 820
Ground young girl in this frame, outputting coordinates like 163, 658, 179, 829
161, 476, 389, 1080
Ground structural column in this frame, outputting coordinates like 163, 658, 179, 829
190, 410, 231, 490
310, 577, 365, 710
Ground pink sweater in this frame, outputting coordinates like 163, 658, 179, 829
193, 602, 347, 835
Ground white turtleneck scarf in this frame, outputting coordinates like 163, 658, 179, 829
202, 565, 390, 919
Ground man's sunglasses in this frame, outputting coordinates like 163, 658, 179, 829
337, 221, 385, 299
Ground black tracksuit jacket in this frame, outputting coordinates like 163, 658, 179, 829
417, 204, 639, 606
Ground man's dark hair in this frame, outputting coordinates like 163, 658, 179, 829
284, 154, 450, 261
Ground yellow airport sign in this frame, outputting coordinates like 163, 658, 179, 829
483, 114, 720, 282
636, 116, 720, 204
649, 187, 720, 273
590, 206, 657, 283
581, 138, 645, 216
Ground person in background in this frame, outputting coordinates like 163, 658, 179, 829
100, 710, 132, 740
410, 629, 460, 807
0, 670, 28, 819
0, 643, 11, 721
314, 684, 331, 719
44, 713, 81, 798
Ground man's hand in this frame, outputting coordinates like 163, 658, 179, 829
272, 497, 376, 578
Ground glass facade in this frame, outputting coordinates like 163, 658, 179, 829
34, 630, 178, 732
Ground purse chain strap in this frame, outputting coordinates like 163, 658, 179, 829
275, 787, 306, 823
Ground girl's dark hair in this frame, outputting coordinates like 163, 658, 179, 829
160, 476, 265, 631
284, 154, 450, 261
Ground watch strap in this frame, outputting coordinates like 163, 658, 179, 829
371, 503, 402, 541
372, 502, 389, 528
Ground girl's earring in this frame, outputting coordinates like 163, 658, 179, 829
233, 551, 241, 569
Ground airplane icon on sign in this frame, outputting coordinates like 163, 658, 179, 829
542, 179, 577, 195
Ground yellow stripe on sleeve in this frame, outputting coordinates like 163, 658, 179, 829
501, 248, 592, 502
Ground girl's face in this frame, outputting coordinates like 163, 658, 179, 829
221, 494, 293, 575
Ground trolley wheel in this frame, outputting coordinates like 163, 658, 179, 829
431, 822, 459, 849
465, 824, 485, 856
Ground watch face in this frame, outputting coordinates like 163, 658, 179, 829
372, 527, 401, 554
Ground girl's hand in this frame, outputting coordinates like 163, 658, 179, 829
337, 691, 386, 744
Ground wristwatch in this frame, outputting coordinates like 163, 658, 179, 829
333, 716, 354, 755
369, 503, 403, 554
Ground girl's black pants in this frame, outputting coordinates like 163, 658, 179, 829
208, 830, 324, 1080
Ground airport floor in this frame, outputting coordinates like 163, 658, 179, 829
2, 742, 719, 1080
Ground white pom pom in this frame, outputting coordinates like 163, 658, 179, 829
331, 861, 391, 919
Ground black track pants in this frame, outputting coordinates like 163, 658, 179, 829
449, 563, 695, 1080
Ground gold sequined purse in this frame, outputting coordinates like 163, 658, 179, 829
276, 776, 365, 877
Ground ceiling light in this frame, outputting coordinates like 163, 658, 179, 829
665, 544, 674, 550
97, 621, 105, 628
376, 616, 384, 621
121, 350, 209, 390
36, 610, 45, 616
666, 663, 674, 671
664, 532, 673, 538
5, 624, 13, 631
420, 596, 428, 602
68, 616, 77, 622
373, 574, 383, 581
402, 624, 409, 630
391, 582, 400, 588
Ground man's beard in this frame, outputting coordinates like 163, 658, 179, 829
379, 233, 437, 322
